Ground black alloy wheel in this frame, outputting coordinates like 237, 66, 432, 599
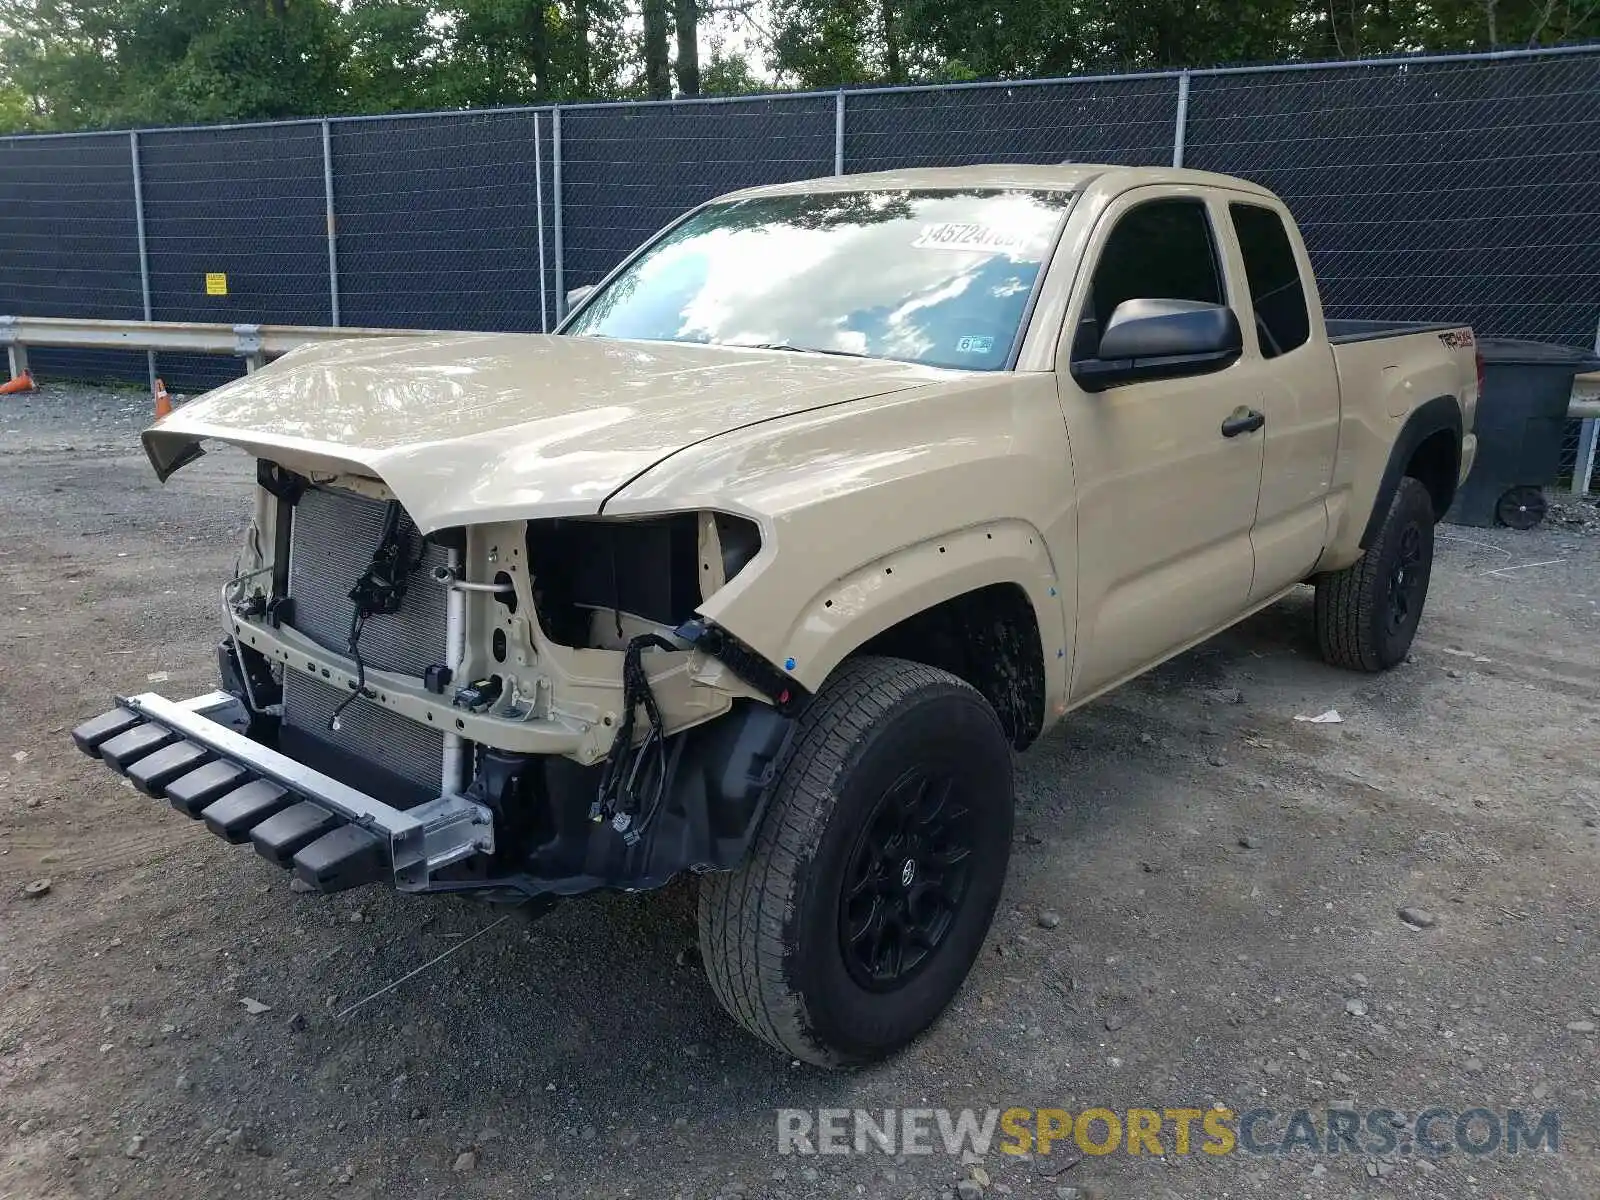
839, 763, 976, 991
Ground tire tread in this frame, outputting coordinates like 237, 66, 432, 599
698, 656, 994, 1065
1315, 476, 1433, 672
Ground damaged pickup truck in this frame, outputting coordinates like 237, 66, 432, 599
74, 165, 1478, 1066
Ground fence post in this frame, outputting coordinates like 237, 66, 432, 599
1577, 418, 1599, 496
534, 110, 549, 333
321, 119, 341, 327
1574, 318, 1600, 496
552, 105, 565, 322
834, 90, 846, 175
1172, 70, 1191, 168
129, 130, 156, 390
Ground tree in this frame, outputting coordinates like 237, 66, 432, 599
1, 0, 1596, 132
0, 0, 348, 127
642, 0, 670, 98
343, 1, 452, 113
674, 0, 699, 95
161, 0, 348, 123
766, 0, 875, 86
0, 77, 40, 129
699, 41, 762, 93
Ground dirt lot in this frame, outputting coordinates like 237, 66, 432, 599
2, 383, 1598, 1200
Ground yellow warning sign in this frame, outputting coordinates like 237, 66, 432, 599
205, 272, 228, 296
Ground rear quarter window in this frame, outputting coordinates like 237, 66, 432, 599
1229, 203, 1311, 359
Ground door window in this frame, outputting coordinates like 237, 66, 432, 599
1074, 198, 1224, 358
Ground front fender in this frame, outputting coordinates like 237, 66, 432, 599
601, 373, 1079, 719
742, 520, 1068, 706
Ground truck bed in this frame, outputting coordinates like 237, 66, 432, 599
1325, 319, 1463, 345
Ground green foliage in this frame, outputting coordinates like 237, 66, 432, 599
0, 77, 39, 128
0, 0, 350, 127
0, 0, 1595, 131
768, 0, 1600, 85
699, 40, 762, 94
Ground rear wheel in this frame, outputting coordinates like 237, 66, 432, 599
1314, 475, 1436, 672
697, 656, 1013, 1067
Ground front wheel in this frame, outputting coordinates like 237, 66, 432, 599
697, 656, 1014, 1067
1314, 475, 1436, 672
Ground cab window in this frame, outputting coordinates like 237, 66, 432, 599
1073, 198, 1224, 359
1229, 203, 1310, 358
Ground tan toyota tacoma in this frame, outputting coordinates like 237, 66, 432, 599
74, 165, 1478, 1066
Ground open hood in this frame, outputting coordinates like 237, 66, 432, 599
144, 332, 945, 532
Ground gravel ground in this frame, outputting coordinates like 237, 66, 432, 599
2, 383, 1599, 1200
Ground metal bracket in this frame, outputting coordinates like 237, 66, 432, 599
174, 689, 247, 716
233, 324, 264, 372
392, 795, 496, 890
232, 324, 262, 356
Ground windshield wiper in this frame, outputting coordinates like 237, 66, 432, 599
738, 341, 872, 360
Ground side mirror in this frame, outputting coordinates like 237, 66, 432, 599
565, 284, 595, 311
1072, 298, 1243, 392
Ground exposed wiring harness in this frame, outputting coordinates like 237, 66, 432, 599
591, 633, 678, 844
328, 500, 427, 732
329, 606, 371, 733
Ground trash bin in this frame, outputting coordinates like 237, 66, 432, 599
1445, 338, 1600, 529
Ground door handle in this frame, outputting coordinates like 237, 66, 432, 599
1221, 407, 1266, 438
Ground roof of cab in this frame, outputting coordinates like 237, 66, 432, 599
715, 163, 1277, 203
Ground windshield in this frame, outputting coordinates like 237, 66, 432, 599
563, 188, 1073, 371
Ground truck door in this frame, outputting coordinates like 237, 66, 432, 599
1224, 200, 1341, 601
1057, 190, 1264, 700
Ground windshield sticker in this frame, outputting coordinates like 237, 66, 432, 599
955, 335, 996, 354
912, 222, 1039, 254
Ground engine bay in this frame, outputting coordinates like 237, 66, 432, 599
202, 460, 799, 898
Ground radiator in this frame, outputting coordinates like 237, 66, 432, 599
286, 486, 450, 676
281, 485, 450, 797
281, 671, 446, 794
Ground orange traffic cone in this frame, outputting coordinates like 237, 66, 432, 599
0, 369, 35, 395
153, 377, 173, 418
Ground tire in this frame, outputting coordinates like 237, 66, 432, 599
1496, 485, 1547, 530
1314, 475, 1436, 672
697, 655, 1013, 1067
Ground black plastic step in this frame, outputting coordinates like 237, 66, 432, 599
202, 780, 293, 844
250, 801, 343, 867
72, 708, 141, 756
292, 824, 387, 892
126, 741, 212, 797
100, 723, 179, 772
166, 760, 251, 818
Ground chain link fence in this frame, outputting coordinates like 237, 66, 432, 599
332, 110, 551, 333
139, 121, 333, 387
1, 44, 1597, 488
559, 95, 837, 297
1185, 51, 1600, 346
0, 131, 145, 381
842, 74, 1179, 172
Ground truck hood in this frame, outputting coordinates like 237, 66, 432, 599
143, 332, 946, 532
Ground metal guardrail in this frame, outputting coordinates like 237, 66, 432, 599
0, 315, 450, 378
